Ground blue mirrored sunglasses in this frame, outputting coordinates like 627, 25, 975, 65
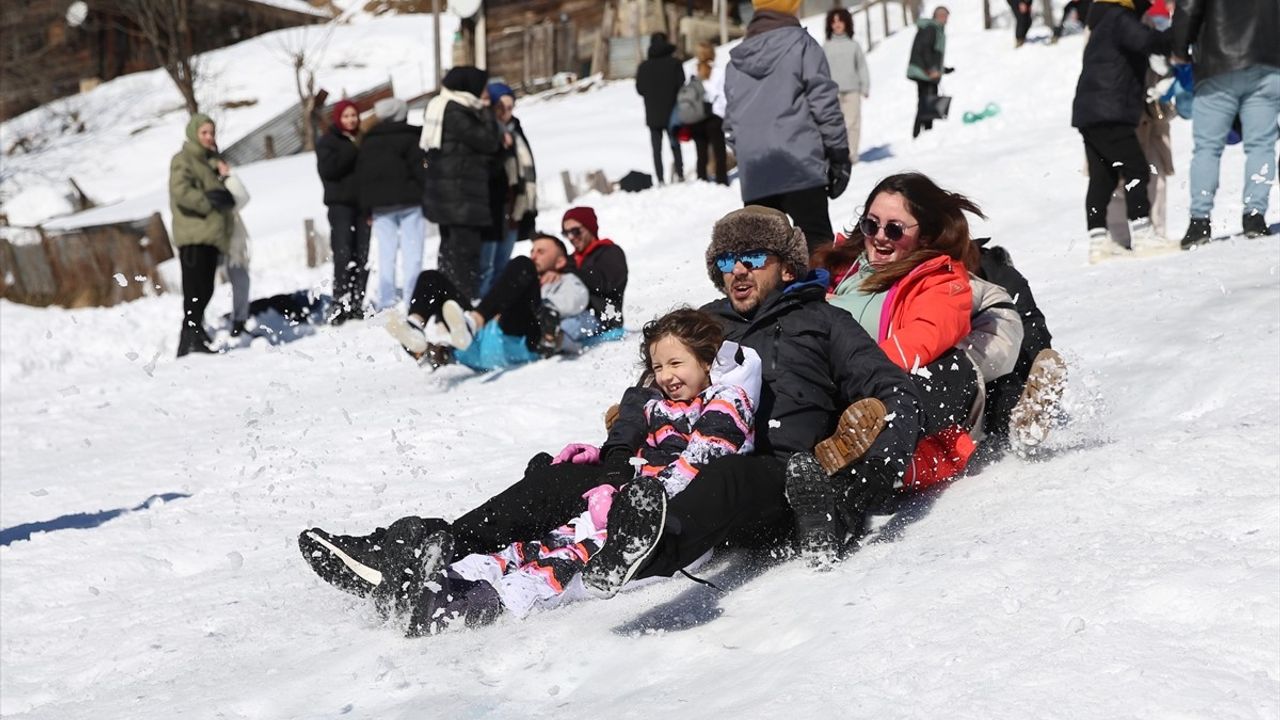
714, 250, 771, 273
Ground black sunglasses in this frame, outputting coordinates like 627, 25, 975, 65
562, 226, 585, 239
859, 216, 919, 242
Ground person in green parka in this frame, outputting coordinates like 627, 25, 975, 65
170, 113, 235, 357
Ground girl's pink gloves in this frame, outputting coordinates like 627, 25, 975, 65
551, 443, 601, 465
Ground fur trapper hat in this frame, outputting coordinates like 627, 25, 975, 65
705, 206, 809, 289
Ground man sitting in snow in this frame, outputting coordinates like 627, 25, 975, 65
558, 206, 628, 347
386, 231, 596, 371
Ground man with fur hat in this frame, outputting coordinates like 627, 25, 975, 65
724, 0, 850, 253
356, 97, 428, 309
299, 207, 921, 611
582, 205, 922, 592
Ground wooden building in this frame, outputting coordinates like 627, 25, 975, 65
472, 0, 730, 93
0, 0, 329, 121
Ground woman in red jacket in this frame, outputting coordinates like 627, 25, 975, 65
816, 172, 982, 489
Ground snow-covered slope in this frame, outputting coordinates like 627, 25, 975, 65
2, 4, 1278, 719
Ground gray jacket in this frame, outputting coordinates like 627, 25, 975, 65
725, 25, 848, 202
823, 36, 871, 96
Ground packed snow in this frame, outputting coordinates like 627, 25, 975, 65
2, 3, 1278, 718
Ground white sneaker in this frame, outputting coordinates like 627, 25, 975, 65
441, 300, 478, 350
384, 311, 428, 354
1088, 228, 1129, 264
1130, 217, 1177, 257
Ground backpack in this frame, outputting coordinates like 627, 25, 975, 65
675, 76, 708, 125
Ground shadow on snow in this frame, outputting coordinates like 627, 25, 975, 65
0, 492, 192, 546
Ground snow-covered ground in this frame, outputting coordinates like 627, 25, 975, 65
3, 3, 1279, 718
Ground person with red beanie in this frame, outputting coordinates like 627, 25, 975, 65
316, 99, 370, 323
559, 206, 629, 346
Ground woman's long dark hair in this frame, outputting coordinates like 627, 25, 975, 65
826, 8, 855, 39
815, 172, 983, 293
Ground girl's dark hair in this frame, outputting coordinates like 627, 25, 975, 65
820, 172, 983, 293
826, 8, 855, 39
639, 307, 724, 382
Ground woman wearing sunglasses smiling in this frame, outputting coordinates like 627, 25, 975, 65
814, 172, 984, 489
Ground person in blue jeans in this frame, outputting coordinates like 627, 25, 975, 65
355, 97, 427, 309
1172, 0, 1280, 246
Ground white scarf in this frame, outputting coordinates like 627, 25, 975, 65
419, 88, 485, 152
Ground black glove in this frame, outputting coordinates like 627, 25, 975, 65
205, 189, 235, 211
827, 158, 852, 200
943, 66, 956, 74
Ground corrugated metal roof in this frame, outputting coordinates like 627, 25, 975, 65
221, 80, 393, 166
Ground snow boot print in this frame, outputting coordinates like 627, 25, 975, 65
581, 477, 667, 598
813, 398, 887, 475
1009, 348, 1068, 451
785, 452, 842, 570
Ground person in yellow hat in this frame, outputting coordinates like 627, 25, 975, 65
723, 0, 850, 254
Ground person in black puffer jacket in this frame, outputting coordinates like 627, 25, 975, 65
420, 66, 502, 299
635, 32, 686, 184
316, 99, 369, 323
1070, 0, 1171, 261
356, 98, 427, 310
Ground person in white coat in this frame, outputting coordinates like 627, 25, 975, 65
823, 7, 871, 164
218, 160, 253, 337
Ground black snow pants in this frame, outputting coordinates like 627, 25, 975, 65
327, 203, 370, 315
1080, 123, 1151, 230
407, 256, 543, 346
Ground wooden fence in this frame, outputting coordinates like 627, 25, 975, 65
0, 213, 173, 308
858, 0, 919, 52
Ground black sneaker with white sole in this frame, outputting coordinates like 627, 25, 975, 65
581, 477, 667, 598
785, 452, 842, 570
298, 525, 389, 597
298, 516, 450, 598
371, 520, 455, 621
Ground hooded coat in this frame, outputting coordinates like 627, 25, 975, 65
635, 34, 686, 129
1071, 0, 1172, 128
724, 12, 847, 202
422, 69, 502, 227
168, 113, 232, 252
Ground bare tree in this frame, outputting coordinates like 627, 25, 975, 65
274, 23, 335, 153
119, 0, 202, 115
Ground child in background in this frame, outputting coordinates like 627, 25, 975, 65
393, 308, 761, 636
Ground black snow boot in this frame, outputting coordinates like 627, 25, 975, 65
785, 452, 842, 570
581, 477, 667, 598
230, 320, 247, 338
1243, 212, 1271, 238
371, 519, 455, 622
406, 573, 504, 638
176, 325, 216, 358
1180, 218, 1212, 249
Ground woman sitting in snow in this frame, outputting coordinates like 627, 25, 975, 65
302, 308, 761, 637
812, 172, 1064, 493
